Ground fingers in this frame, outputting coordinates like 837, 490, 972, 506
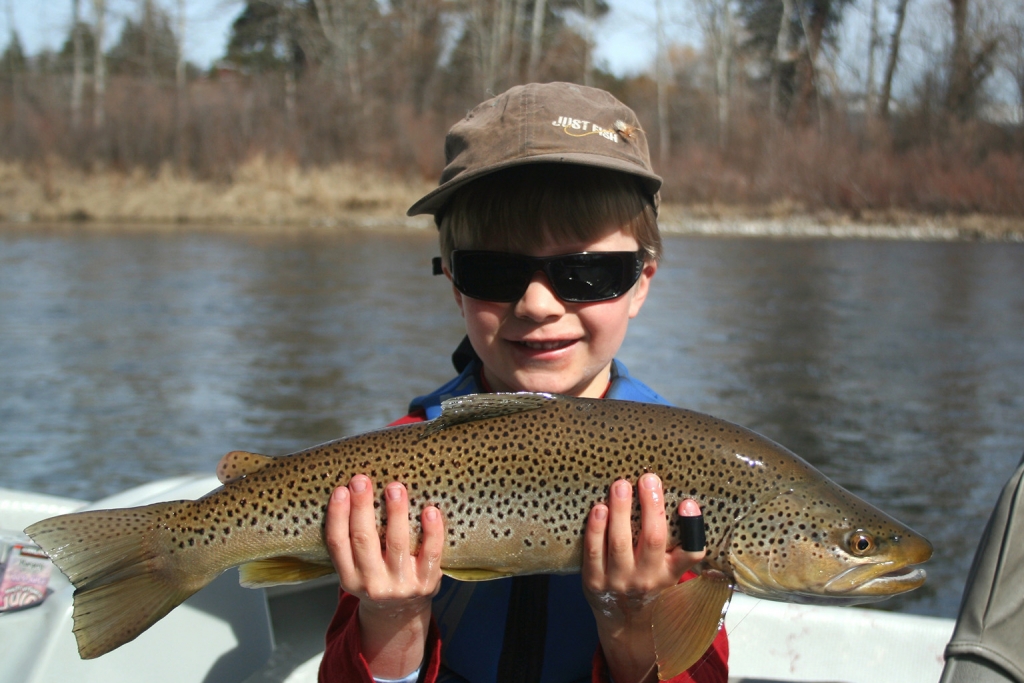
636, 473, 668, 573
584, 503, 609, 579
348, 475, 384, 577
384, 483, 410, 575
326, 485, 356, 581
583, 477, 705, 594
326, 476, 445, 604
606, 478, 635, 570
417, 505, 444, 578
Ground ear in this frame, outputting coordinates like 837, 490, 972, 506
628, 259, 657, 319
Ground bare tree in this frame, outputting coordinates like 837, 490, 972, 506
878, 0, 909, 119
175, 0, 187, 168
583, 0, 594, 86
865, 0, 880, 116
312, 0, 367, 100
528, 0, 548, 81
693, 0, 736, 148
71, 0, 85, 130
655, 0, 671, 164
508, 0, 528, 82
92, 0, 106, 128
769, 0, 795, 120
1004, 4, 1024, 115
946, 0, 1000, 119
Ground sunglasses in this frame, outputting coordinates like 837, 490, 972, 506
442, 249, 647, 303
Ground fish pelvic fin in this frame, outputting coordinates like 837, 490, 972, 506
216, 450, 277, 484
25, 502, 218, 660
652, 573, 733, 681
238, 556, 336, 588
422, 392, 556, 438
441, 567, 517, 581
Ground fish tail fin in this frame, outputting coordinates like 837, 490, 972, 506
25, 502, 219, 659
651, 573, 733, 680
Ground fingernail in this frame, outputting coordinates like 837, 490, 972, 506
679, 498, 700, 516
350, 477, 367, 494
592, 505, 607, 521
423, 507, 438, 522
613, 480, 630, 499
386, 483, 403, 501
332, 487, 348, 503
641, 473, 659, 490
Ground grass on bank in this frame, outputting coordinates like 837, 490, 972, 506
0, 157, 436, 229
1, 158, 1022, 240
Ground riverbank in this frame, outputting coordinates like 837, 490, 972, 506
2, 160, 1023, 241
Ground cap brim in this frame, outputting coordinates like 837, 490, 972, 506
406, 153, 663, 217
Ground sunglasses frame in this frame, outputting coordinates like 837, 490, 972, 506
448, 249, 648, 303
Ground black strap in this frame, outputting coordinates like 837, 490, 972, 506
496, 574, 549, 683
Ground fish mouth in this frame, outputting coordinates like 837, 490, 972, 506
823, 562, 928, 597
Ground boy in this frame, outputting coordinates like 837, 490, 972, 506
318, 82, 729, 683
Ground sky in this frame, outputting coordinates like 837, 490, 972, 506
3, 0, 664, 77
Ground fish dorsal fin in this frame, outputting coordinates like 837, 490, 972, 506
652, 573, 733, 680
422, 392, 556, 437
238, 556, 336, 588
216, 450, 276, 484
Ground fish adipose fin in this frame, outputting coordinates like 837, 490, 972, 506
216, 450, 277, 484
238, 556, 336, 588
25, 502, 217, 660
441, 567, 517, 581
652, 573, 733, 680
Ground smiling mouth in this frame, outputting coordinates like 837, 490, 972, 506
517, 340, 575, 351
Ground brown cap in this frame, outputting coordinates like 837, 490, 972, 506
407, 82, 662, 217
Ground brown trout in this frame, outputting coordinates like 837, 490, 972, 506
26, 393, 932, 678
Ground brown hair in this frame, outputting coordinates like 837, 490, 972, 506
438, 164, 661, 268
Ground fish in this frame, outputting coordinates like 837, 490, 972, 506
25, 393, 932, 679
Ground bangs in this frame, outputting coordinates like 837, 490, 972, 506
440, 164, 660, 265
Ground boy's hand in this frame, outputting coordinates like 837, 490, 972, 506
325, 475, 445, 680
582, 474, 706, 683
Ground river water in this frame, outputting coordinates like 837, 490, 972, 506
2, 226, 1022, 620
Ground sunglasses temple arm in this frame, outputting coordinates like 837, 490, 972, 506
432, 257, 444, 276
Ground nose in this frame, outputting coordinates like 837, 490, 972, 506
513, 271, 565, 321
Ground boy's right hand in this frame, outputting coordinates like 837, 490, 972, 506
325, 475, 445, 680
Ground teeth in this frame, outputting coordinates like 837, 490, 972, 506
522, 340, 571, 350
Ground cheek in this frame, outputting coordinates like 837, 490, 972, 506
462, 299, 508, 335
578, 301, 632, 347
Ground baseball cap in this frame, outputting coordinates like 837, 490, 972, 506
407, 82, 662, 218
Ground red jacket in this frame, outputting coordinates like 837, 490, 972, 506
318, 410, 729, 683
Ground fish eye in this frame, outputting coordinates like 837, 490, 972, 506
848, 530, 876, 556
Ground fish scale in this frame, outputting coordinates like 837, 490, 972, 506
26, 393, 933, 679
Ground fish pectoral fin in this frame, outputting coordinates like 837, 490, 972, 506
238, 557, 336, 588
216, 450, 277, 484
422, 393, 555, 437
441, 567, 517, 581
652, 574, 733, 681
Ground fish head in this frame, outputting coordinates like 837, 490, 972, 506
726, 479, 933, 606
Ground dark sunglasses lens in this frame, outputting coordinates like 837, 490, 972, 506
550, 253, 639, 302
453, 252, 529, 302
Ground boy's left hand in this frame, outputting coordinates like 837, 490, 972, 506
582, 473, 706, 683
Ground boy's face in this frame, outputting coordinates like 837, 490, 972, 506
451, 225, 657, 398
